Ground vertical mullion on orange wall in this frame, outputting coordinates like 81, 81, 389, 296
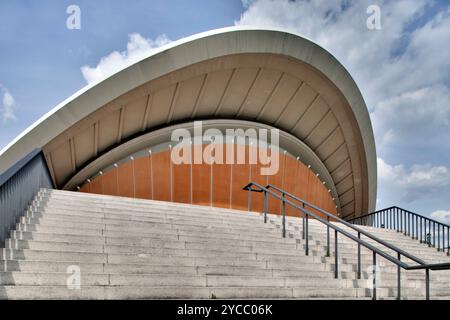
102, 168, 118, 196
152, 151, 171, 202
173, 161, 191, 204
192, 145, 211, 206
249, 145, 266, 213
283, 155, 299, 217
231, 145, 250, 211
89, 176, 103, 195
117, 161, 134, 198
212, 144, 231, 209
134, 156, 152, 199
267, 150, 285, 214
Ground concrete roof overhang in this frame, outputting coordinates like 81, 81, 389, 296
0, 26, 377, 219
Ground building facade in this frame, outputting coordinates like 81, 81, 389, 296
0, 27, 377, 220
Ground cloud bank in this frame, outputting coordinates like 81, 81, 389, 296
378, 158, 450, 202
431, 210, 450, 224
236, 0, 450, 211
81, 33, 171, 84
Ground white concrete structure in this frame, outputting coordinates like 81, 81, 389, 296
0, 189, 449, 299
0, 27, 377, 219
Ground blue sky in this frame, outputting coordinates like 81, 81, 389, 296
1, 0, 450, 221
0, 0, 243, 148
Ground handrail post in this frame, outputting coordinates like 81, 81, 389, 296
305, 213, 309, 256
248, 187, 252, 212
396, 208, 399, 232
402, 210, 408, 236
302, 203, 305, 240
357, 232, 361, 279
281, 192, 286, 238
415, 215, 418, 240
438, 224, 441, 252
447, 226, 449, 256
428, 220, 431, 247
420, 217, 423, 243
433, 221, 435, 248
397, 253, 401, 300
425, 268, 430, 300
407, 213, 410, 236
326, 216, 330, 257
334, 230, 338, 279
390, 208, 393, 229
372, 251, 377, 300
263, 190, 268, 224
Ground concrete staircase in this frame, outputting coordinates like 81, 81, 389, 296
0, 189, 449, 299
269, 215, 450, 299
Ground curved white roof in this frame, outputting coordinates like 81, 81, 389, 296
0, 26, 377, 218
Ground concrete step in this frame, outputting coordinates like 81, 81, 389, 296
15, 223, 285, 241
2, 189, 449, 300
8, 230, 299, 248
16, 219, 280, 237
2, 283, 447, 299
1, 249, 284, 268
7, 231, 300, 249
17, 217, 273, 234
0, 285, 312, 299
0, 259, 336, 277
31, 208, 266, 228
40, 200, 259, 221
4, 239, 310, 258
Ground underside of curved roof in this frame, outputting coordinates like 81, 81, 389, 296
0, 26, 377, 219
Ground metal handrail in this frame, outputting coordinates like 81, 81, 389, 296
350, 206, 450, 229
243, 182, 450, 300
348, 206, 450, 256
0, 149, 54, 245
265, 184, 427, 266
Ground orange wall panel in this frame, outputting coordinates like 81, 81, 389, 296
89, 175, 103, 195
117, 161, 134, 198
212, 161, 231, 209
294, 164, 309, 203
231, 145, 250, 211
192, 145, 211, 206
102, 168, 118, 196
283, 156, 300, 217
173, 162, 191, 204
152, 151, 171, 202
192, 163, 211, 206
267, 152, 285, 214
249, 146, 267, 213
79, 144, 337, 219
80, 183, 90, 193
134, 156, 152, 199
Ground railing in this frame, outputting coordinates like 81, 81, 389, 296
243, 182, 450, 300
348, 206, 450, 256
0, 149, 54, 245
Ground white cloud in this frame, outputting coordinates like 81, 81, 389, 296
237, 0, 450, 207
371, 85, 450, 147
431, 210, 450, 224
81, 33, 171, 84
0, 86, 17, 123
378, 158, 450, 202
236, 0, 450, 149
